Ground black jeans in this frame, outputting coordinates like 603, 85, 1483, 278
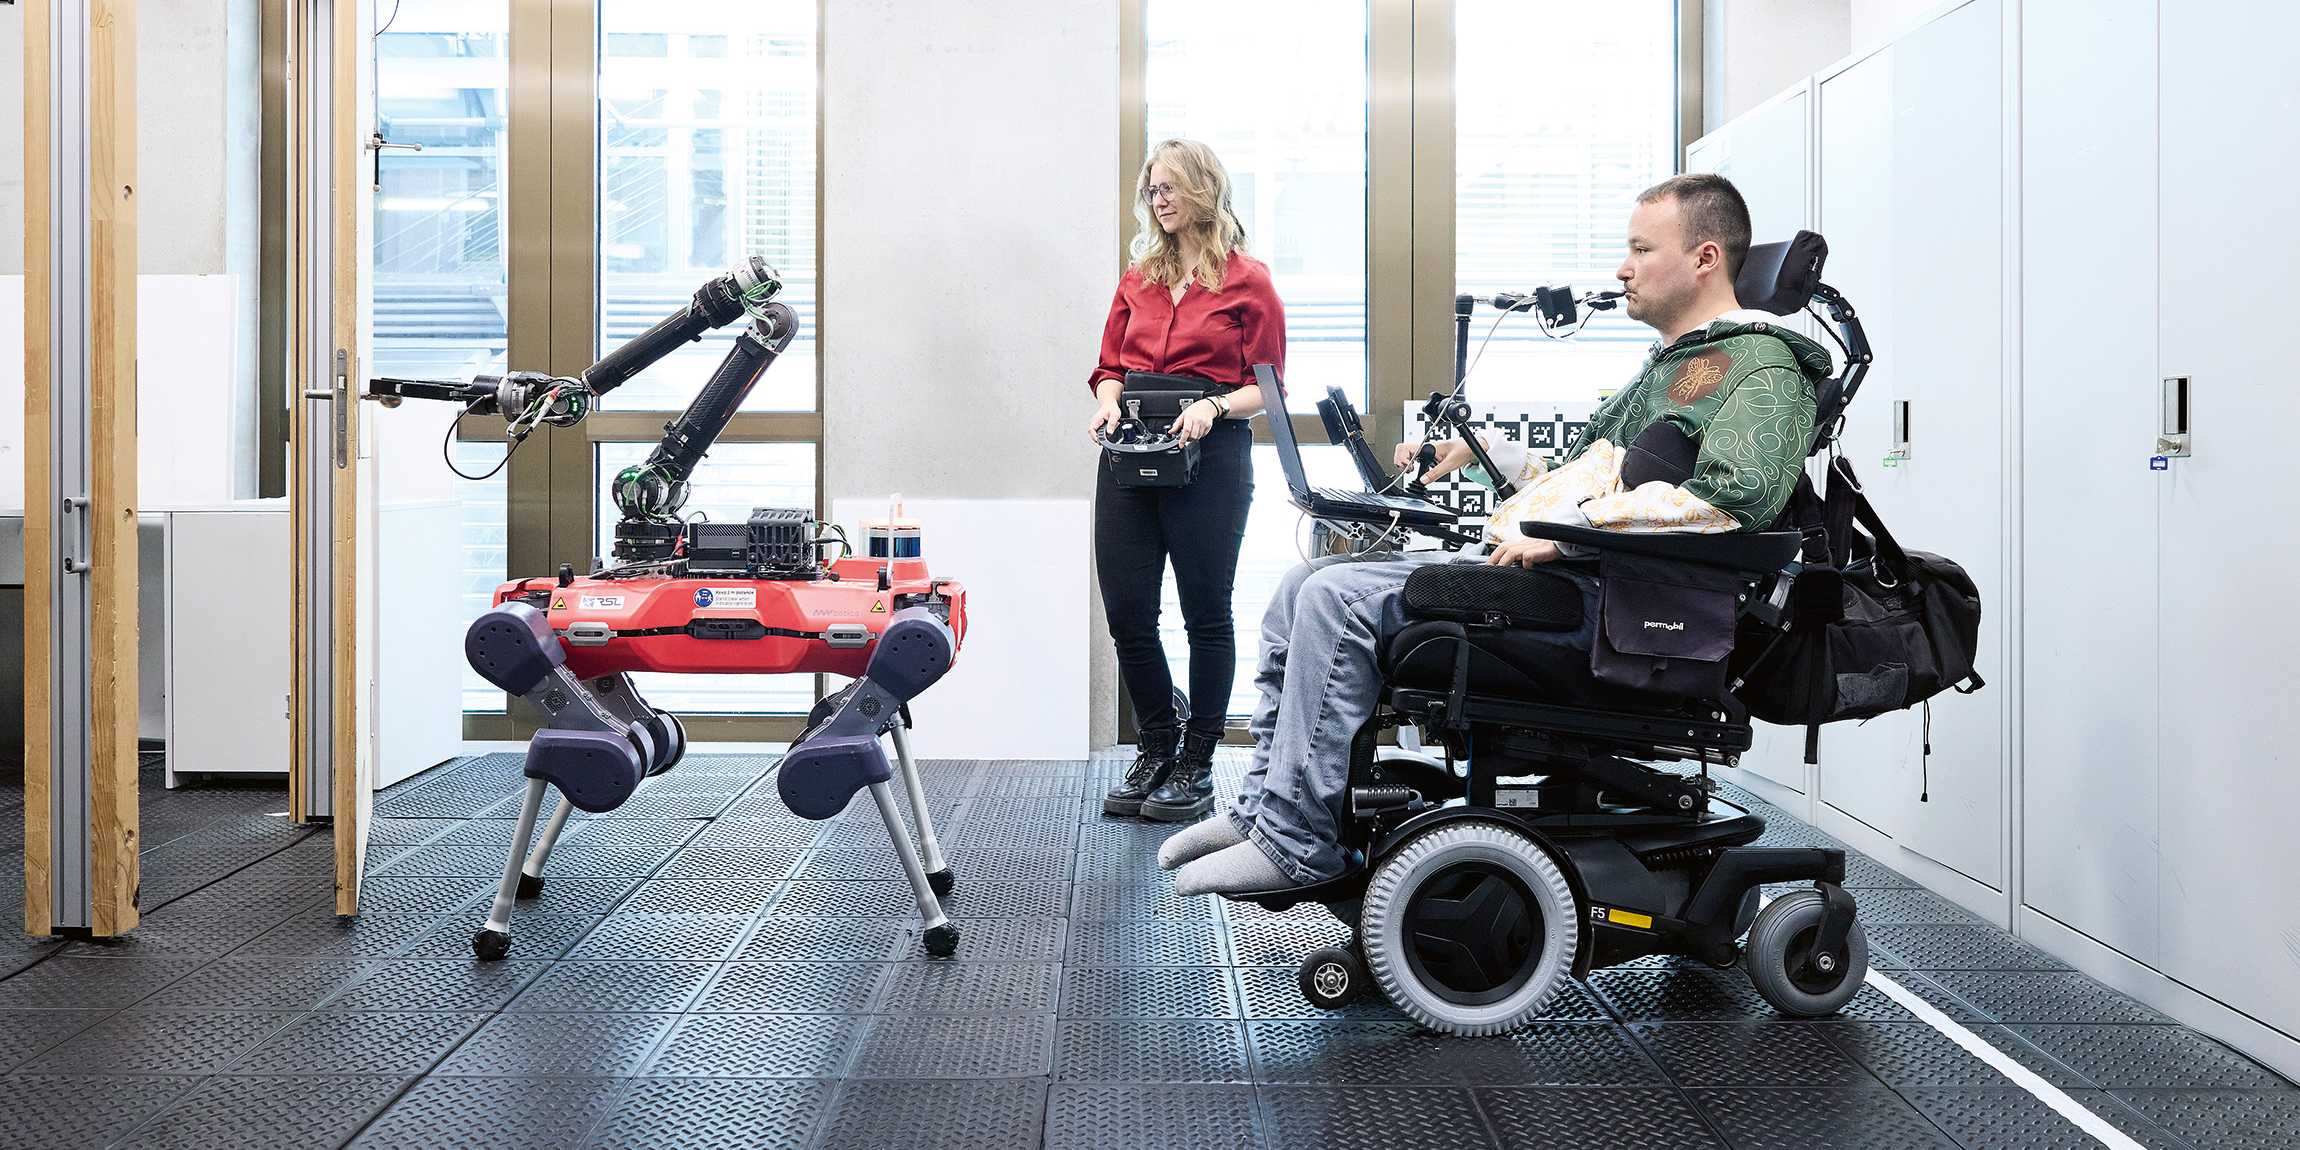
1095, 419, 1254, 741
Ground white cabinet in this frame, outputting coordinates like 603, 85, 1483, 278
2019, 0, 2162, 967
165, 507, 293, 784
2155, 0, 2300, 1040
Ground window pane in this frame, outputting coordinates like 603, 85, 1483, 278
598, 3, 817, 412
1158, 446, 1359, 720
593, 442, 817, 715
373, 2, 509, 383
453, 441, 510, 713
1455, 0, 1676, 405
1144, 0, 1367, 413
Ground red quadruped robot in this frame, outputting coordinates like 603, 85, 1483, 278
371, 258, 968, 961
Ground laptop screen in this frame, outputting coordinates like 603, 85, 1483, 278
1254, 364, 1312, 497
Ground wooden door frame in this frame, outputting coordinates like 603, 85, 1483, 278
22, 0, 141, 939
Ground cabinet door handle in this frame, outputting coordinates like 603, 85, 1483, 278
2158, 376, 2190, 458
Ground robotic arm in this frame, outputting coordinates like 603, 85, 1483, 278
370, 256, 797, 563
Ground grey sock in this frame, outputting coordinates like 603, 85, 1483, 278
1157, 814, 1246, 871
1175, 840, 1298, 897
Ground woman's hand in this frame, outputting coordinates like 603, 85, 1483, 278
1169, 398, 1219, 444
1089, 398, 1123, 441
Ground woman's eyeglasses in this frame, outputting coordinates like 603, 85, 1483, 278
1142, 182, 1181, 205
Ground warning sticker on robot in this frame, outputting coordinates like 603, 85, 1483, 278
693, 586, 757, 611
579, 595, 625, 610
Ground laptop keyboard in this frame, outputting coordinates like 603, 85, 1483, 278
1312, 486, 1447, 515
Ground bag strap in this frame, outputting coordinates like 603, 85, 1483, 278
1827, 456, 1916, 581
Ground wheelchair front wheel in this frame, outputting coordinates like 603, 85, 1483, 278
1358, 820, 1578, 1035
1745, 889, 1869, 1017
1298, 945, 1368, 1011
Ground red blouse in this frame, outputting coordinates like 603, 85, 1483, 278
1089, 250, 1287, 394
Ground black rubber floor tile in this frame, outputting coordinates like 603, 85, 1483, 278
0, 955, 207, 1009
1844, 886, 1986, 925
437, 1011, 679, 1077
56, 911, 273, 962
920, 917, 1066, 962
592, 791, 736, 820
1590, 964, 1911, 1023
2111, 1088, 2300, 1149
1060, 964, 1235, 1018
115, 1072, 406, 1150
544, 843, 682, 877
1687, 1085, 1956, 1149
615, 878, 779, 915
2011, 1023, 2295, 1089
1068, 881, 1218, 920
1047, 1083, 1260, 1150
815, 1079, 1046, 1150
771, 880, 925, 918
948, 818, 1079, 852
1922, 969, 2175, 1025
508, 960, 719, 1013
368, 817, 458, 846
26, 1009, 294, 1075
517, 876, 645, 916
0, 1009, 108, 1073
976, 775, 1086, 798
687, 820, 821, 849
349, 1075, 624, 1150
878, 960, 1060, 1014
1055, 1019, 1251, 1083
1843, 855, 1922, 889
735, 917, 906, 961
401, 913, 603, 960
435, 818, 560, 846
572, 817, 708, 845
643, 1013, 861, 1078
354, 876, 492, 916
1071, 848, 1169, 881
1872, 923, 2072, 971
1906, 1087, 2187, 1150
965, 796, 1079, 821
1478, 1086, 1725, 1149
234, 909, 445, 959
1228, 917, 1354, 966
564, 914, 750, 961
1257, 1085, 1496, 1150
1067, 920, 1228, 966
937, 881, 1071, 919
227, 1010, 486, 1076
1874, 968, 1998, 1023
850, 1014, 1056, 1079
1251, 1020, 1662, 1086
586, 1077, 834, 1150
320, 957, 542, 1012
372, 842, 519, 878
1818, 1020, 2089, 1088
1236, 965, 1411, 1022
657, 846, 807, 881
692, 961, 887, 1013
1631, 1020, 1878, 1088
0, 1074, 200, 1150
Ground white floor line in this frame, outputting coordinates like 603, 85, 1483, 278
1865, 968, 2145, 1150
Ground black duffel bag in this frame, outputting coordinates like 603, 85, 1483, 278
1733, 457, 1984, 727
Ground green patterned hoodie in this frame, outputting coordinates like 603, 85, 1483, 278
1565, 314, 1832, 530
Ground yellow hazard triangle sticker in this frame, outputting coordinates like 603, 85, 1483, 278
870, 601, 888, 613
551, 596, 567, 610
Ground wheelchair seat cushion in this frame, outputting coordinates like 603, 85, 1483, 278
1385, 619, 1656, 710
1401, 563, 1584, 630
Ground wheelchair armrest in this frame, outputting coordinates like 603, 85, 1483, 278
1521, 522, 1800, 575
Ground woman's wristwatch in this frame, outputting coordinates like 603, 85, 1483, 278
1197, 394, 1231, 418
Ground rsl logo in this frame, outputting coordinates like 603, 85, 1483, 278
694, 588, 715, 607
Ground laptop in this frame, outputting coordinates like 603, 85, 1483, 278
1256, 364, 1457, 529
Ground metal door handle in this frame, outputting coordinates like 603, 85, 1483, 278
2157, 376, 2190, 458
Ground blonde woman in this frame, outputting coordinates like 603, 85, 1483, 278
1090, 139, 1284, 823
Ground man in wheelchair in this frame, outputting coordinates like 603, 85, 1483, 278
1159, 173, 1832, 897
1143, 174, 1876, 1034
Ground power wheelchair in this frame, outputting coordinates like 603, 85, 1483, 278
1231, 231, 1880, 1035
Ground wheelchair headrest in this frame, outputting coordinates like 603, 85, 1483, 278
1735, 230, 1828, 316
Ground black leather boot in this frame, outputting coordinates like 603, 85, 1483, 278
1102, 727, 1181, 817
1143, 731, 1219, 821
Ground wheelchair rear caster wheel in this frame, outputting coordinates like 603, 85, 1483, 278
472, 929, 511, 962
516, 873, 545, 900
1745, 890, 1869, 1017
1298, 945, 1368, 1010
921, 924, 960, 958
927, 869, 954, 898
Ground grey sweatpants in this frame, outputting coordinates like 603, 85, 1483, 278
1228, 551, 1598, 883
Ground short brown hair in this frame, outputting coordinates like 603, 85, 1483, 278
1637, 173, 1752, 280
